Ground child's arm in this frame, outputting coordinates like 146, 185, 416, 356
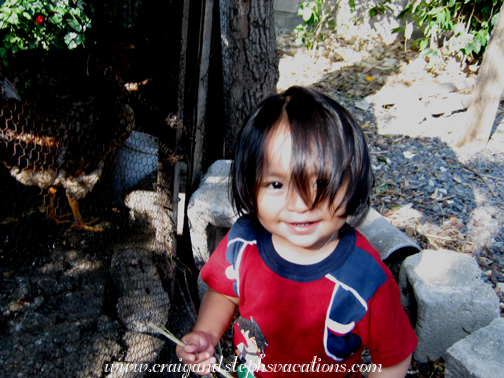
176, 288, 239, 374
368, 354, 412, 378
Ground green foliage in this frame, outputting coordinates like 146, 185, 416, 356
295, 0, 338, 49
0, 0, 93, 68
295, 0, 397, 49
394, 0, 502, 63
295, 0, 502, 65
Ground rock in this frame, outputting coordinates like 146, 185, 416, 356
399, 249, 500, 362
110, 247, 170, 334
355, 99, 371, 111
187, 160, 238, 269
125, 183, 158, 229
444, 318, 504, 378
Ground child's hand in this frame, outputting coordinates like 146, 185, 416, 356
176, 331, 217, 375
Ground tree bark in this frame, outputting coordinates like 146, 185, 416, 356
456, 1, 504, 147
220, 0, 279, 158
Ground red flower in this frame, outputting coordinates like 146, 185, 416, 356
35, 15, 44, 25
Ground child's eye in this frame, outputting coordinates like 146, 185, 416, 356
267, 182, 283, 190
315, 180, 328, 189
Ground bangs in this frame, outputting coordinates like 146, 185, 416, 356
283, 91, 353, 212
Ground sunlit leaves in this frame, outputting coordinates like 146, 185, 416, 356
397, 0, 502, 62
0, 0, 93, 67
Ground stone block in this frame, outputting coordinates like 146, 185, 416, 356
187, 160, 238, 269
399, 249, 500, 362
444, 317, 504, 378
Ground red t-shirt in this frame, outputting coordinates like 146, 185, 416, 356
201, 217, 417, 377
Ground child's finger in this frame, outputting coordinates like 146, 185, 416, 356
186, 349, 212, 362
176, 344, 212, 363
175, 344, 196, 362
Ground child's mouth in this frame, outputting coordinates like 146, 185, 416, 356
286, 221, 319, 234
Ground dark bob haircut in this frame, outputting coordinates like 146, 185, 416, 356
230, 86, 374, 226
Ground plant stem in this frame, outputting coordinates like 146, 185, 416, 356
148, 323, 235, 378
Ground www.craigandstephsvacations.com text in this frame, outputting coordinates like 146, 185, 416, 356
104, 356, 383, 376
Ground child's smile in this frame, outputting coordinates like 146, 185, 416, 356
256, 123, 347, 263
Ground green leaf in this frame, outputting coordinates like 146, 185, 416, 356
479, 29, 489, 47
427, 7, 442, 16
67, 19, 82, 32
303, 12, 316, 23
55, 7, 67, 15
64, 31, 80, 49
491, 12, 500, 26
375, 183, 388, 194
419, 47, 434, 57
419, 38, 429, 50
473, 37, 482, 54
464, 43, 474, 55
6, 9, 19, 25
51, 13, 63, 23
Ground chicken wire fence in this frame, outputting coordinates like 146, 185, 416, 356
0, 111, 199, 377
0, 0, 207, 374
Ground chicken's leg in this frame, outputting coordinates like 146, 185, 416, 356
45, 187, 72, 224
67, 196, 103, 232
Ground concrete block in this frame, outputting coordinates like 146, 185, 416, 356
399, 250, 500, 363
351, 208, 419, 261
444, 318, 504, 378
187, 160, 238, 269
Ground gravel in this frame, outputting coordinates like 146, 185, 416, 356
341, 95, 504, 257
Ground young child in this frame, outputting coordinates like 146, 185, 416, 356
176, 86, 417, 377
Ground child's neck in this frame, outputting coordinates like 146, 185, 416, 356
271, 234, 340, 265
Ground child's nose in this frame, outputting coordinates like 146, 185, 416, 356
286, 188, 310, 212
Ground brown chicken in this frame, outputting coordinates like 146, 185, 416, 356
0, 74, 135, 231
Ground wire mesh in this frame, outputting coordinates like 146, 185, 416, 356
0, 103, 197, 376
0, 0, 201, 375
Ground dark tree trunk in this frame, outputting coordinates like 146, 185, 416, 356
456, 1, 504, 147
220, 0, 279, 158
186, 0, 279, 189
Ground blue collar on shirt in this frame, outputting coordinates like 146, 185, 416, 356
257, 224, 356, 282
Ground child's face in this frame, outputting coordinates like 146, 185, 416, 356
256, 124, 347, 258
